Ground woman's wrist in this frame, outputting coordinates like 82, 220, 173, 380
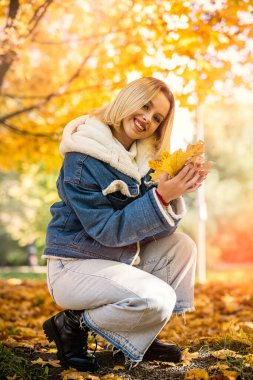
155, 189, 170, 206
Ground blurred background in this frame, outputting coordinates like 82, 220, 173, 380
0, 0, 253, 281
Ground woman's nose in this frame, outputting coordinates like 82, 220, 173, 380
143, 113, 152, 123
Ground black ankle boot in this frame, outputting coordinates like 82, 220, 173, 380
143, 338, 182, 362
43, 310, 98, 371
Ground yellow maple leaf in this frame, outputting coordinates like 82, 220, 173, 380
31, 357, 61, 367
179, 348, 200, 366
60, 368, 100, 380
101, 374, 122, 379
182, 348, 199, 361
152, 360, 176, 367
211, 349, 242, 359
222, 370, 241, 380
184, 368, 209, 379
113, 365, 125, 371
208, 363, 229, 371
243, 353, 253, 368
149, 140, 213, 181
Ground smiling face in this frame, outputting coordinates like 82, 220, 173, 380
113, 91, 170, 150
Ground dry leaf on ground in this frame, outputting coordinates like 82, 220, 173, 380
184, 368, 209, 379
31, 357, 61, 367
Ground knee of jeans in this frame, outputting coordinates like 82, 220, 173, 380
175, 232, 197, 262
146, 285, 176, 321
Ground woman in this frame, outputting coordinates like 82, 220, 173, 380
43, 77, 205, 371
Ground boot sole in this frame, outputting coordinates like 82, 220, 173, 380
43, 317, 98, 371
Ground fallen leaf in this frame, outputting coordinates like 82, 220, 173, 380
208, 363, 229, 371
182, 348, 199, 361
101, 375, 122, 380
184, 368, 209, 379
60, 368, 100, 380
152, 360, 176, 367
31, 357, 61, 367
243, 353, 253, 367
222, 370, 241, 380
211, 349, 242, 359
113, 365, 125, 371
238, 321, 253, 333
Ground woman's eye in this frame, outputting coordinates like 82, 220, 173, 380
154, 116, 161, 123
142, 104, 149, 110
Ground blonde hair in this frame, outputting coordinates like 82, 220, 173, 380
91, 77, 175, 155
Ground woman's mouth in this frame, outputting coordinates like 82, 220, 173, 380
133, 118, 145, 132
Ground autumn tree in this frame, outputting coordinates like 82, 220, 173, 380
0, 0, 252, 170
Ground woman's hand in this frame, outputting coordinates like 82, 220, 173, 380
156, 165, 207, 203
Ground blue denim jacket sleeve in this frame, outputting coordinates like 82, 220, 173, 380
62, 180, 178, 247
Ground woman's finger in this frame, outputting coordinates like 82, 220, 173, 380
183, 166, 198, 183
176, 164, 195, 181
158, 172, 169, 183
184, 183, 201, 193
186, 172, 201, 188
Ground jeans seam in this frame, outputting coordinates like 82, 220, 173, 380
83, 311, 143, 361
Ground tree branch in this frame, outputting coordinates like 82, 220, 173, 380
0, 120, 58, 139
6, 0, 19, 27
1, 80, 124, 99
25, 0, 53, 38
0, 0, 20, 88
0, 44, 99, 123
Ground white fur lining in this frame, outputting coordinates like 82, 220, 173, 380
59, 115, 159, 183
168, 197, 187, 219
131, 241, 141, 266
102, 180, 139, 197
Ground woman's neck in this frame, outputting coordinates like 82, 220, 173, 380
112, 129, 134, 151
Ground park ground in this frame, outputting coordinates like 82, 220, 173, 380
0, 266, 252, 380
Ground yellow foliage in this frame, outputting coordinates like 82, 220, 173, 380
0, 1, 252, 171
0, 271, 253, 378
149, 140, 213, 180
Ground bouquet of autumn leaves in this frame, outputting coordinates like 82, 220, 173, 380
148, 140, 213, 181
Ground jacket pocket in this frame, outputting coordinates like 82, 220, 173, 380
107, 191, 136, 210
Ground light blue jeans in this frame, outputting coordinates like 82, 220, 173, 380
46, 232, 197, 364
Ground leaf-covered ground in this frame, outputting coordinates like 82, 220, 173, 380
0, 278, 252, 380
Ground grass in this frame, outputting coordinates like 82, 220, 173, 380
0, 344, 48, 380
0, 271, 46, 280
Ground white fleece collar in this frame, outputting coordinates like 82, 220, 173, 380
60, 115, 156, 183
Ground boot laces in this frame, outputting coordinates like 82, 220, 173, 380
90, 331, 98, 355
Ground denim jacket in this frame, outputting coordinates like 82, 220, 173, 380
43, 116, 187, 265
44, 153, 187, 265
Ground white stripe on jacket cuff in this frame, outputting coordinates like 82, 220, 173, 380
168, 196, 187, 219
153, 189, 187, 226
153, 189, 175, 226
